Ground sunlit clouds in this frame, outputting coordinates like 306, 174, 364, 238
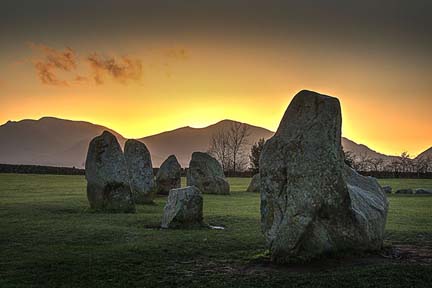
28, 43, 188, 86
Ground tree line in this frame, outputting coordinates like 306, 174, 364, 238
208, 122, 432, 179
344, 150, 432, 175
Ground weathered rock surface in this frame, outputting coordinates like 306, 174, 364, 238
395, 188, 414, 194
247, 174, 260, 192
156, 155, 181, 195
414, 188, 432, 195
124, 139, 155, 204
382, 185, 392, 194
161, 186, 204, 228
260, 90, 388, 263
85, 131, 135, 212
186, 152, 230, 195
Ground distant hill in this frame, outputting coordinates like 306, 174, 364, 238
0, 117, 126, 168
416, 147, 432, 160
341, 137, 399, 163
138, 119, 274, 167
0, 116, 426, 168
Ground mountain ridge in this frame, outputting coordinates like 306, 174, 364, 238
0, 116, 426, 168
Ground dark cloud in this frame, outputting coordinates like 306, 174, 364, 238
33, 61, 69, 86
86, 53, 142, 85
29, 43, 78, 86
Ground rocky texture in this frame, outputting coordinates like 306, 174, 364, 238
260, 90, 388, 263
161, 186, 204, 228
186, 152, 230, 195
156, 155, 181, 195
414, 188, 432, 195
85, 131, 135, 213
124, 139, 155, 204
382, 185, 392, 194
247, 174, 260, 192
395, 189, 414, 194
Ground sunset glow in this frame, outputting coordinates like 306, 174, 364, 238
1, 1, 431, 156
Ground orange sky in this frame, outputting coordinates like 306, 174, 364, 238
1, 1, 431, 157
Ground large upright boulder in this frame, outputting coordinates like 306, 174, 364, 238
186, 152, 230, 195
260, 90, 388, 263
156, 155, 182, 195
124, 139, 155, 204
85, 131, 135, 213
161, 186, 204, 228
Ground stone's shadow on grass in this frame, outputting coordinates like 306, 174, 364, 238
241, 245, 432, 274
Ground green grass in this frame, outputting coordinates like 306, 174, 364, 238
0, 174, 431, 287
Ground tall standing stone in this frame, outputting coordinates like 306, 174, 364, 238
187, 152, 230, 195
260, 90, 388, 263
85, 131, 135, 213
124, 139, 155, 204
156, 155, 182, 195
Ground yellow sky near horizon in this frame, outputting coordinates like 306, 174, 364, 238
1, 39, 431, 158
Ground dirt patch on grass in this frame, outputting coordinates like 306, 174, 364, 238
240, 245, 432, 274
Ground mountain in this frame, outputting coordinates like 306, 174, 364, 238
138, 119, 274, 167
0, 117, 126, 168
416, 147, 432, 160
0, 116, 425, 168
341, 137, 399, 162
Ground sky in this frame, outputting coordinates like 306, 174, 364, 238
1, 0, 431, 156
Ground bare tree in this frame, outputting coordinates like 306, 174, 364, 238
354, 153, 372, 171
399, 151, 412, 173
208, 122, 251, 174
208, 129, 231, 172
367, 158, 384, 172
413, 157, 428, 177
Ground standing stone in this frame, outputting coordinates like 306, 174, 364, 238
395, 188, 414, 194
247, 174, 260, 192
414, 188, 432, 195
260, 90, 388, 263
382, 185, 392, 194
156, 155, 182, 195
161, 186, 204, 228
85, 131, 135, 213
186, 152, 230, 195
124, 139, 155, 204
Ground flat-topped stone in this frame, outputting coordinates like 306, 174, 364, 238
161, 186, 204, 228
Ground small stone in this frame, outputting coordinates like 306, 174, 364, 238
156, 155, 182, 195
124, 139, 155, 204
395, 189, 414, 194
382, 185, 392, 194
161, 186, 204, 228
247, 174, 260, 192
85, 131, 135, 213
414, 188, 432, 195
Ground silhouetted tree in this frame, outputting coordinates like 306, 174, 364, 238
208, 122, 250, 174
249, 138, 265, 174
227, 122, 251, 174
208, 129, 231, 172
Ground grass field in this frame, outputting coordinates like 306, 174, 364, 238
1, 174, 431, 287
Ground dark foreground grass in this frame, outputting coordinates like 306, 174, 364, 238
0, 174, 431, 287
